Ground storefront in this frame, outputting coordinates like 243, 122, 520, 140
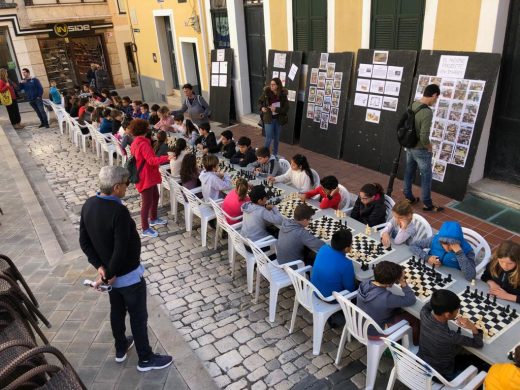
0, 27, 20, 85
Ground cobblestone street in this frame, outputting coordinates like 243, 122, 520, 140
7, 116, 400, 389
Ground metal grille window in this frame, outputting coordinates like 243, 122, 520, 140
211, 0, 230, 48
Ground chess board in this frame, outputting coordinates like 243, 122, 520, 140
456, 287, 520, 344
400, 256, 456, 302
508, 342, 520, 361
218, 161, 236, 173
349, 233, 394, 266
307, 216, 351, 241
276, 195, 318, 219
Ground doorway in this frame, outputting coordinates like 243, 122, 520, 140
244, 3, 266, 114
180, 41, 201, 96
124, 42, 138, 87
155, 15, 180, 95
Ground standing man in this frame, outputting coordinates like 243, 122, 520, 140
403, 84, 444, 212
79, 166, 173, 372
95, 63, 110, 91
87, 63, 97, 88
19, 68, 49, 128
172, 83, 211, 126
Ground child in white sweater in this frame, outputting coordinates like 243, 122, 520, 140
380, 200, 421, 247
199, 154, 232, 201
268, 154, 316, 192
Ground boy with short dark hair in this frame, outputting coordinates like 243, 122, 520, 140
301, 175, 342, 210
195, 123, 218, 154
276, 203, 324, 266
172, 113, 185, 133
251, 146, 282, 176
121, 96, 133, 117
418, 289, 484, 380
149, 104, 160, 126
241, 185, 283, 241
230, 136, 256, 167
140, 103, 150, 121
217, 130, 236, 159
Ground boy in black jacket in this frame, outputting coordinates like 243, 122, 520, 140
230, 136, 257, 167
217, 130, 236, 159
195, 123, 218, 154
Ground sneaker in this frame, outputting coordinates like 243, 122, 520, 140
423, 205, 444, 212
137, 353, 173, 372
115, 336, 134, 363
405, 197, 420, 205
149, 218, 168, 226
141, 228, 158, 238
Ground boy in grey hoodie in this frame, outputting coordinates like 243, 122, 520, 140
250, 146, 282, 176
357, 261, 418, 344
276, 203, 324, 265
241, 185, 283, 241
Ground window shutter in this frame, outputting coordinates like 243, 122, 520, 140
373, 16, 394, 50
396, 17, 422, 50
293, 0, 327, 52
311, 17, 328, 52
294, 17, 310, 51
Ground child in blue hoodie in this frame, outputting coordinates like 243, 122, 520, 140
410, 221, 476, 281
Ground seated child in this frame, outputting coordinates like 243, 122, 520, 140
351, 183, 387, 226
170, 138, 188, 177
482, 240, 520, 303
131, 100, 143, 118
180, 153, 200, 191
154, 106, 176, 132
121, 96, 133, 117
173, 113, 185, 133
380, 200, 420, 247
357, 261, 418, 344
119, 117, 133, 152
111, 109, 123, 135
417, 289, 483, 381
484, 345, 520, 389
140, 103, 150, 121
153, 130, 169, 157
199, 154, 232, 201
49, 80, 61, 104
217, 130, 236, 159
410, 221, 476, 281
268, 154, 315, 192
194, 123, 218, 154
250, 147, 281, 176
301, 175, 341, 210
230, 136, 256, 167
222, 178, 250, 224
240, 185, 283, 241
276, 203, 324, 266
99, 108, 113, 134
149, 104, 160, 126
183, 119, 199, 146
99, 89, 112, 106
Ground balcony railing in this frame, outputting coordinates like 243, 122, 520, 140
25, 0, 107, 5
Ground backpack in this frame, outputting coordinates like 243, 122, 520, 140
0, 89, 12, 106
186, 95, 211, 118
397, 104, 429, 148
124, 155, 145, 184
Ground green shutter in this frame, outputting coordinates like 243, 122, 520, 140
396, 16, 422, 50
293, 0, 327, 52
373, 16, 395, 50
294, 17, 310, 51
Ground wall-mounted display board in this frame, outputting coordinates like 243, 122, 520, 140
405, 51, 501, 200
209, 48, 234, 125
264, 50, 303, 144
342, 50, 417, 173
299, 52, 354, 158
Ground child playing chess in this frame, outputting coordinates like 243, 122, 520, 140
410, 221, 476, 281
230, 136, 257, 167
169, 138, 188, 178
300, 175, 342, 210
154, 106, 176, 133
417, 289, 484, 381
268, 154, 316, 192
240, 185, 283, 241
199, 154, 232, 201
217, 130, 236, 159
195, 123, 219, 154
250, 147, 282, 176
481, 240, 520, 303
484, 345, 520, 389
222, 178, 250, 225
351, 183, 387, 226
276, 203, 325, 266
380, 200, 420, 247
356, 261, 419, 344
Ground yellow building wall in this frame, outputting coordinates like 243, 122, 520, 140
270, 1, 288, 50
434, 0, 481, 51
126, 0, 209, 90
334, 0, 363, 52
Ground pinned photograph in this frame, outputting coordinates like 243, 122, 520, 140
354, 93, 368, 107
272, 71, 279, 79
448, 110, 462, 122
453, 89, 467, 100
462, 103, 479, 124
308, 86, 317, 101
439, 142, 455, 162
418, 75, 430, 87
452, 145, 469, 167
450, 101, 464, 112
366, 109, 381, 124
457, 125, 473, 145
386, 66, 403, 81
279, 72, 287, 86
320, 112, 330, 130
329, 107, 339, 124
441, 88, 454, 99
382, 96, 398, 111
313, 105, 322, 122
359, 64, 373, 78
369, 79, 385, 94
319, 53, 329, 70
310, 68, 319, 85
431, 139, 441, 156
429, 76, 442, 85
437, 99, 450, 110
324, 96, 332, 106
325, 80, 333, 96
326, 62, 336, 79
384, 81, 401, 96
433, 160, 447, 182
467, 90, 482, 103
372, 65, 388, 79
373, 50, 389, 64
331, 90, 341, 107
306, 103, 315, 119
317, 72, 327, 89
441, 79, 456, 88
431, 126, 443, 140
333, 72, 343, 89
356, 78, 371, 93
316, 89, 325, 106
433, 119, 446, 130
456, 80, 469, 90
469, 80, 485, 91
444, 122, 459, 142
323, 102, 331, 113
435, 107, 448, 120
367, 94, 383, 109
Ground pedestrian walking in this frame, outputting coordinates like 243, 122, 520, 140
79, 165, 173, 372
0, 68, 24, 129
258, 77, 288, 157
19, 68, 49, 128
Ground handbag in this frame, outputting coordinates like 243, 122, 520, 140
0, 89, 12, 106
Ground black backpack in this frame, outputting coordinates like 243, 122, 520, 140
124, 156, 145, 184
397, 104, 429, 148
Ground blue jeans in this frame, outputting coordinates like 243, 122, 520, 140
264, 118, 281, 156
29, 98, 48, 126
403, 148, 433, 207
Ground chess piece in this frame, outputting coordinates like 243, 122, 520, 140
470, 279, 476, 288
365, 224, 372, 235
447, 274, 452, 282
361, 261, 369, 271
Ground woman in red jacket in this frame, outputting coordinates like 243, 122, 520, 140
129, 119, 171, 238
0, 68, 23, 129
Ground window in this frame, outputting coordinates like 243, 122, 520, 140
211, 0, 230, 48
116, 0, 126, 14
293, 0, 327, 52
370, 0, 425, 50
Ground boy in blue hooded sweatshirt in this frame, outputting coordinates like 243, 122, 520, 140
410, 221, 476, 281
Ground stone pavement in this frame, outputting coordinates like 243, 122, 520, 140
0, 108, 408, 389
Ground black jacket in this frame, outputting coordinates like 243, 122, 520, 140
218, 140, 236, 159
195, 131, 218, 153
230, 147, 257, 167
258, 87, 289, 125
351, 196, 387, 227
481, 264, 520, 303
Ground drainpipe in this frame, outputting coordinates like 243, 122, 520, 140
197, 0, 210, 99
125, 0, 145, 100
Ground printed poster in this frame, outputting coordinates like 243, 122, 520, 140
218, 75, 227, 87
319, 53, 329, 70
216, 49, 225, 61
211, 62, 219, 74
310, 68, 319, 85
373, 50, 389, 64
211, 75, 219, 87
354, 93, 368, 107
273, 52, 287, 68
288, 64, 298, 81
359, 64, 373, 78
219, 61, 228, 74
365, 109, 381, 124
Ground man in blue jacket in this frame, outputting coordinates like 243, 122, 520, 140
19, 68, 49, 128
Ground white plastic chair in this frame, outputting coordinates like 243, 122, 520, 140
311, 169, 320, 189
170, 179, 196, 226
343, 194, 358, 215
209, 198, 242, 253
412, 213, 433, 240
383, 338, 487, 390
51, 105, 67, 135
181, 186, 216, 248
337, 184, 351, 211
248, 239, 310, 323
93, 130, 115, 165
158, 166, 172, 208
333, 292, 412, 390
462, 227, 492, 275
110, 134, 127, 166
284, 266, 355, 355
278, 158, 290, 173
373, 194, 396, 231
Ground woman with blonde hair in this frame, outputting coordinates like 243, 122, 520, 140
482, 240, 520, 303
0, 68, 23, 129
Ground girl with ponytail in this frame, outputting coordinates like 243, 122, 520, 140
268, 153, 315, 192
222, 178, 250, 224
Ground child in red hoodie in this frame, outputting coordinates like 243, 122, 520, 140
300, 175, 341, 210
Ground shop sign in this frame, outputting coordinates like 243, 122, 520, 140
49, 22, 95, 38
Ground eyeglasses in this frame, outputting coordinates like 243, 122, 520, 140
270, 83, 277, 86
